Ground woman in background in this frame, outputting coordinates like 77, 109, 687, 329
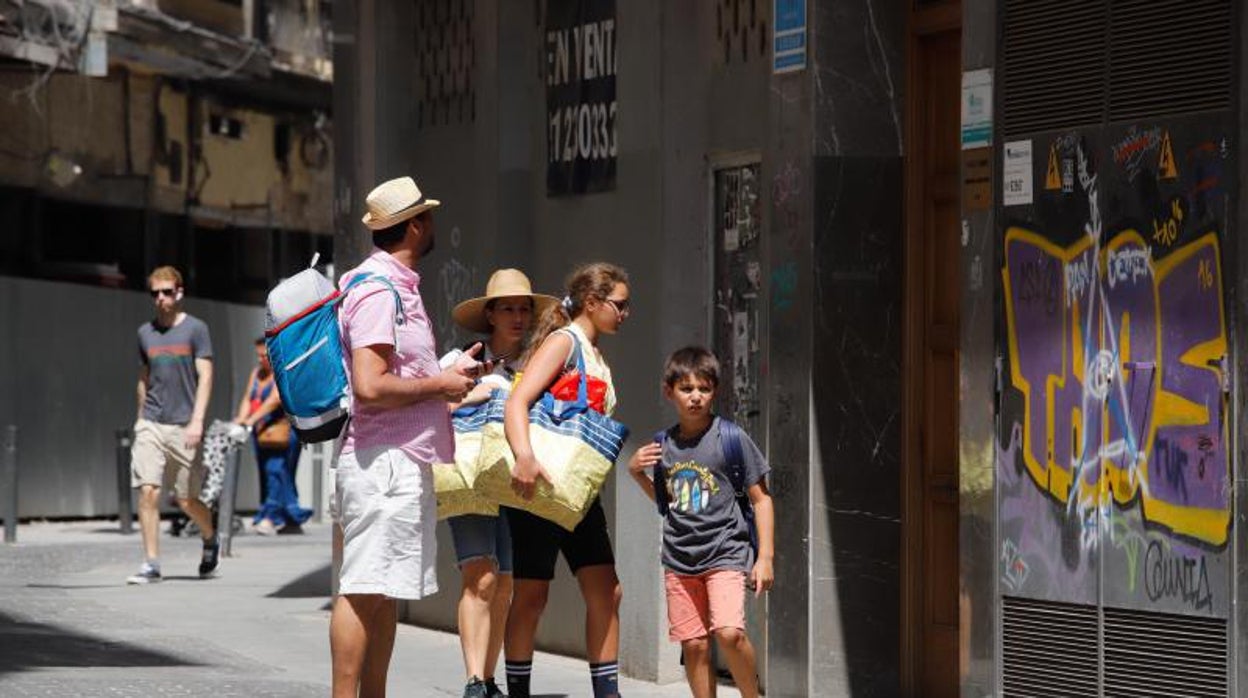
234, 337, 311, 535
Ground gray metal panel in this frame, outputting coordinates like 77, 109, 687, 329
1233, 3, 1247, 695
0, 276, 264, 518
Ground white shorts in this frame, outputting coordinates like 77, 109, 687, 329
332, 446, 438, 600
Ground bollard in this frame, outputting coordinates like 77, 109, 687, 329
3, 425, 17, 543
217, 432, 244, 557
115, 429, 134, 534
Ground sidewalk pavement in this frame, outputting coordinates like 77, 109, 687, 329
0, 520, 736, 697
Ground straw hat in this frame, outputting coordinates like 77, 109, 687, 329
361, 176, 441, 230
452, 269, 558, 333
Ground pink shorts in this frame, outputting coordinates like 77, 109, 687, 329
664, 569, 747, 642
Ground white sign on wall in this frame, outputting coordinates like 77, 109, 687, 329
1003, 140, 1033, 207
960, 69, 992, 149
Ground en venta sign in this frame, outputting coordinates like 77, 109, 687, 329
545, 0, 617, 196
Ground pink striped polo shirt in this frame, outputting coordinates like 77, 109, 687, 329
338, 248, 453, 465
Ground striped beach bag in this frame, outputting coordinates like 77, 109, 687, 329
474, 338, 629, 530
433, 395, 502, 519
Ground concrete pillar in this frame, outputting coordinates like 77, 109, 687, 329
959, 1, 999, 696
333, 0, 420, 271
765, 1, 909, 695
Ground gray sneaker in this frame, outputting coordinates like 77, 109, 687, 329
126, 563, 162, 585
463, 677, 488, 698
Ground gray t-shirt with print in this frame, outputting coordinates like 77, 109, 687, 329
138, 315, 213, 425
660, 417, 769, 575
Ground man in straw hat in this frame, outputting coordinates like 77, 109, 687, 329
330, 176, 490, 697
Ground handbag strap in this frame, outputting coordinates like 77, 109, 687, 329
545, 328, 591, 419
568, 332, 590, 409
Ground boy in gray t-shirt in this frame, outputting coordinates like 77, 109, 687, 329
628, 346, 774, 698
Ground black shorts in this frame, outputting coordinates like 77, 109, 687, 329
505, 498, 616, 581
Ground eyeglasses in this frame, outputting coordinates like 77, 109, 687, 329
605, 297, 630, 315
150, 288, 177, 298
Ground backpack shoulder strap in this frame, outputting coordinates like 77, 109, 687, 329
651, 429, 670, 516
718, 417, 759, 556
341, 272, 406, 353
718, 418, 747, 495
343, 273, 405, 326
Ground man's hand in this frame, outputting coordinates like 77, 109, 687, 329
749, 557, 774, 598
184, 420, 204, 449
511, 453, 554, 501
439, 343, 485, 402
628, 442, 662, 478
437, 367, 478, 402
453, 342, 487, 376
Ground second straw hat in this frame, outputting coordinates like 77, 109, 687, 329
452, 269, 558, 334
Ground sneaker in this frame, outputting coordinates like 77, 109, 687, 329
198, 534, 221, 578
252, 519, 276, 536
484, 678, 506, 698
463, 677, 489, 698
126, 563, 162, 585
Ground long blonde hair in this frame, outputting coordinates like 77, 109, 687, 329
523, 262, 629, 363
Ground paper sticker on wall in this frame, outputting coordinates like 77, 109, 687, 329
733, 311, 749, 363
1158, 130, 1178, 180
1003, 140, 1033, 206
1045, 143, 1062, 191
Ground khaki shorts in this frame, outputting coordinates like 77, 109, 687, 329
332, 446, 438, 600
131, 419, 205, 499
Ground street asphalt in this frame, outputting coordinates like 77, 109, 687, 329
0, 520, 733, 697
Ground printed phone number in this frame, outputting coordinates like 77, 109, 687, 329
548, 100, 618, 164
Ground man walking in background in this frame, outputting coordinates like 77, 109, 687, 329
127, 266, 219, 584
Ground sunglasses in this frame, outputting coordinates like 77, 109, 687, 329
605, 297, 630, 314
150, 288, 177, 298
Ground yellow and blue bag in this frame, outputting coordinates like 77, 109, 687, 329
474, 339, 629, 530
433, 396, 501, 519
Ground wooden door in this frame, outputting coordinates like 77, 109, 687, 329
905, 4, 961, 697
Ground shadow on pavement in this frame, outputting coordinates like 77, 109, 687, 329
0, 611, 201, 676
267, 563, 331, 599
25, 584, 120, 590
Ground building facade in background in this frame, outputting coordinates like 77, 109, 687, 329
336, 0, 1247, 696
0, 0, 334, 519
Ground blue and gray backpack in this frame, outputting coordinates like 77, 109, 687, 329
264, 264, 402, 443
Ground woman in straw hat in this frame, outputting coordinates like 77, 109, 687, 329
447, 269, 556, 698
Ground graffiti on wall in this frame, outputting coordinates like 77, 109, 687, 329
998, 129, 1232, 613
1002, 144, 1229, 549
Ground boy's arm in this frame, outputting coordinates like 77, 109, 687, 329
627, 442, 662, 503
748, 480, 775, 597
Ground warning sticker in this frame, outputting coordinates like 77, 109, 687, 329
1045, 143, 1062, 191
1158, 130, 1178, 180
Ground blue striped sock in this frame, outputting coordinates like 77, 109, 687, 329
589, 660, 619, 698
505, 659, 532, 698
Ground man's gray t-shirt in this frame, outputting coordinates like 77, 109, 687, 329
660, 417, 769, 575
137, 315, 213, 425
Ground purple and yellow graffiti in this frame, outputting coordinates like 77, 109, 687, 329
1003, 228, 1229, 548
